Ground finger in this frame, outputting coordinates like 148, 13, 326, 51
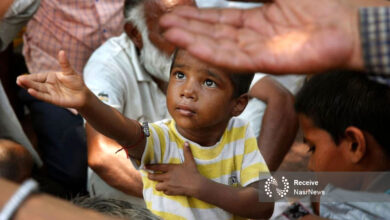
163, 190, 175, 196
17, 73, 48, 86
145, 164, 173, 172
183, 142, 196, 165
57, 50, 76, 75
164, 28, 257, 72
155, 182, 167, 192
160, 14, 238, 41
148, 172, 168, 182
163, 6, 246, 27
16, 75, 50, 94
27, 88, 53, 103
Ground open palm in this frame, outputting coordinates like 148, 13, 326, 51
17, 51, 88, 109
160, 0, 364, 74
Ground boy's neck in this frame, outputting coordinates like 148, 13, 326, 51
175, 120, 230, 147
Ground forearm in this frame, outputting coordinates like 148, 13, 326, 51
92, 158, 143, 198
249, 76, 298, 171
190, 178, 273, 218
86, 124, 143, 197
257, 95, 298, 171
79, 90, 141, 147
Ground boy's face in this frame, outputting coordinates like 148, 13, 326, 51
299, 114, 352, 172
167, 50, 237, 131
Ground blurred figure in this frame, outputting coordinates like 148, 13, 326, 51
72, 196, 160, 220
0, 81, 42, 182
19, 0, 125, 197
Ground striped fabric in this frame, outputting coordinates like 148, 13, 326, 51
360, 7, 390, 86
140, 117, 270, 220
23, 0, 124, 75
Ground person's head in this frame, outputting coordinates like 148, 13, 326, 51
72, 196, 160, 220
295, 71, 390, 172
0, 139, 33, 182
167, 49, 253, 138
124, 0, 195, 82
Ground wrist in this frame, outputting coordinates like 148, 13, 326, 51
78, 88, 94, 113
188, 173, 207, 197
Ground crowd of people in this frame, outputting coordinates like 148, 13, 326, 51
0, 0, 389, 219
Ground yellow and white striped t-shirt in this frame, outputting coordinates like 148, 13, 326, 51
140, 117, 269, 220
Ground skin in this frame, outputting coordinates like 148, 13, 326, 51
299, 113, 390, 217
159, 0, 390, 74
0, 0, 13, 18
167, 50, 246, 146
250, 76, 297, 171
0, 139, 33, 182
86, 0, 195, 199
16, 50, 273, 218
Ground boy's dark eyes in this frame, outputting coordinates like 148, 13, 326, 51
174, 71, 185, 79
204, 79, 217, 88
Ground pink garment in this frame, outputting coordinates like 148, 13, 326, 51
23, 0, 124, 75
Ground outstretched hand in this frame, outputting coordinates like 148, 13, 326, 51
160, 0, 368, 74
146, 142, 203, 196
16, 51, 89, 109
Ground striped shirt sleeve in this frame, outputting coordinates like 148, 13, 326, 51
240, 126, 270, 187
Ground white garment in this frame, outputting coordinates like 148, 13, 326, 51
83, 33, 169, 206
0, 81, 42, 166
0, 0, 40, 51
240, 73, 267, 137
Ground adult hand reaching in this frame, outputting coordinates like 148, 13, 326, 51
16, 51, 89, 109
160, 0, 389, 74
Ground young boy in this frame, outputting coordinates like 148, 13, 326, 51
17, 49, 273, 219
281, 71, 390, 219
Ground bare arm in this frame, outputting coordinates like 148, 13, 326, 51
86, 124, 143, 198
192, 179, 273, 218
250, 76, 298, 171
16, 51, 146, 159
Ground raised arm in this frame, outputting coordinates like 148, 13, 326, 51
16, 51, 146, 159
250, 76, 298, 171
86, 124, 143, 198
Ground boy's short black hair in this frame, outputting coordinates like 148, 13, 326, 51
295, 71, 390, 157
228, 73, 254, 98
170, 49, 254, 98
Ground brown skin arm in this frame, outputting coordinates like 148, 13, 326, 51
249, 76, 298, 171
86, 124, 143, 198
16, 51, 146, 160
193, 180, 274, 218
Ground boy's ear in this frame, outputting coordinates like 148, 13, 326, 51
124, 22, 143, 50
232, 94, 249, 116
344, 126, 366, 163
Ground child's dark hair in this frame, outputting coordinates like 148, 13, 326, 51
229, 73, 254, 98
295, 71, 390, 157
170, 49, 254, 98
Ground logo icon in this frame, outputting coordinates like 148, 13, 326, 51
264, 176, 289, 198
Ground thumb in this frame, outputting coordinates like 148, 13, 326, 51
183, 142, 195, 165
58, 50, 75, 75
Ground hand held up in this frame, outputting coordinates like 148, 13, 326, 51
16, 50, 90, 109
